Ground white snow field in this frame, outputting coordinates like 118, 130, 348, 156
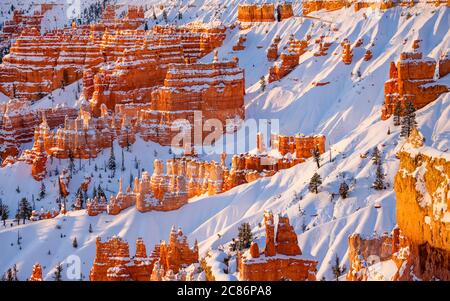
0, 2, 449, 280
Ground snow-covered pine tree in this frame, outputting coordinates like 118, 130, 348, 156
339, 181, 349, 199
18, 198, 32, 224
259, 76, 266, 92
371, 146, 381, 165
331, 254, 346, 281
53, 263, 63, 281
393, 100, 402, 126
309, 173, 322, 194
39, 182, 46, 200
373, 160, 385, 190
72, 237, 78, 248
108, 141, 116, 176
237, 222, 253, 250
312, 146, 321, 169
400, 101, 417, 138
0, 202, 9, 226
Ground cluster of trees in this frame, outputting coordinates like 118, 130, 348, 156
393, 100, 417, 138
79, 0, 111, 25
1, 264, 18, 281
229, 222, 253, 252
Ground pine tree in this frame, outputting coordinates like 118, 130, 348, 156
68, 150, 75, 174
339, 181, 349, 199
89, 223, 93, 233
400, 101, 417, 138
53, 263, 63, 281
162, 10, 168, 23
12, 264, 18, 281
237, 222, 253, 250
39, 182, 46, 200
331, 254, 346, 281
18, 198, 32, 224
121, 148, 125, 172
259, 76, 266, 92
72, 237, 78, 248
178, 11, 182, 20
373, 160, 385, 190
312, 146, 321, 169
309, 173, 322, 194
0, 203, 9, 226
97, 185, 106, 199
108, 142, 116, 176
393, 101, 402, 126
144, 22, 148, 30
371, 146, 381, 165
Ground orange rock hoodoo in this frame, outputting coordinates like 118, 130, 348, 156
269, 36, 308, 82
237, 211, 318, 281
381, 51, 450, 120
233, 34, 247, 51
342, 42, 353, 65
90, 228, 198, 281
103, 132, 325, 216
29, 263, 43, 281
267, 35, 281, 61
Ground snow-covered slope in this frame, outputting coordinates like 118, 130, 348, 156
0, 2, 449, 281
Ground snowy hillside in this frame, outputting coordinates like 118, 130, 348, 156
0, 2, 449, 281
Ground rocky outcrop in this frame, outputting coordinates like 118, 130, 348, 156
393, 129, 450, 280
86, 196, 108, 217
233, 34, 247, 51
347, 129, 450, 281
90, 228, 198, 281
347, 232, 396, 281
137, 57, 244, 146
237, 4, 275, 22
30, 208, 59, 221
29, 263, 43, 281
382, 51, 450, 120
267, 36, 281, 61
89, 236, 153, 281
237, 211, 318, 281
302, 0, 398, 15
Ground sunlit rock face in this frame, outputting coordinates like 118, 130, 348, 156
393, 130, 450, 280
382, 51, 450, 120
89, 228, 198, 281
29, 263, 43, 281
237, 211, 318, 281
346, 130, 450, 281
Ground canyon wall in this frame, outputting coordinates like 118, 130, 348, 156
237, 211, 318, 281
393, 130, 450, 280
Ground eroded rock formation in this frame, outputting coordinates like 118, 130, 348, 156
382, 51, 450, 120
237, 211, 318, 281
90, 228, 198, 281
29, 263, 43, 281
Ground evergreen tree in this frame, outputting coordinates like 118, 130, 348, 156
178, 11, 182, 20
371, 146, 381, 165
309, 173, 322, 194
39, 182, 46, 200
12, 265, 18, 281
72, 237, 78, 248
0, 203, 9, 226
373, 160, 385, 190
331, 254, 346, 281
259, 76, 266, 92
400, 101, 417, 138
97, 185, 106, 199
312, 146, 321, 169
237, 222, 253, 250
152, 10, 157, 20
108, 142, 116, 176
339, 181, 349, 199
144, 22, 148, 30
53, 263, 63, 281
121, 148, 125, 172
18, 198, 32, 224
89, 223, 93, 233
68, 150, 75, 174
393, 101, 402, 126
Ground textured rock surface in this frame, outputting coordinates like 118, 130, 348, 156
237, 4, 275, 22
237, 211, 317, 281
382, 51, 449, 120
29, 263, 43, 281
